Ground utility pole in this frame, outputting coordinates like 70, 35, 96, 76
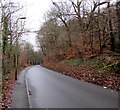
15, 17, 26, 80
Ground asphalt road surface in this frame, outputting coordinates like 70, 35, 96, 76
26, 65, 118, 108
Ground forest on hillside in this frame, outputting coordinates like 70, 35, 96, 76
0, 0, 120, 108
36, 0, 120, 91
37, 0, 120, 60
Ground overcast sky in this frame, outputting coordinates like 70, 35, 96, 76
10, 0, 117, 50
10, 0, 61, 50
15, 0, 52, 30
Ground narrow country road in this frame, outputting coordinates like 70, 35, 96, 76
25, 65, 118, 108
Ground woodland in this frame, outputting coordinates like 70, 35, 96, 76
37, 0, 120, 91
0, 0, 120, 108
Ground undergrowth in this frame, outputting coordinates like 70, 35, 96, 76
43, 54, 120, 91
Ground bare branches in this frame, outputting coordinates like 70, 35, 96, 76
1, 0, 26, 75
37, 0, 120, 62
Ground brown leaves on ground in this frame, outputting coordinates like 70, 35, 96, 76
0, 73, 15, 109
42, 60, 120, 91
0, 67, 28, 109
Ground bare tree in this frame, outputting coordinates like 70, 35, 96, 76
51, 2, 72, 47
1, 0, 25, 75
107, 1, 115, 51
116, 1, 120, 42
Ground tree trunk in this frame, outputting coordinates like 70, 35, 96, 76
116, 1, 120, 39
108, 2, 115, 52
98, 2, 102, 53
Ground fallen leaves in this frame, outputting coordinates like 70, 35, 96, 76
0, 73, 15, 109
42, 58, 120, 91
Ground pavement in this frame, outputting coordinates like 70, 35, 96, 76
11, 68, 29, 108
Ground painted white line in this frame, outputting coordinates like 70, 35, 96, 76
24, 67, 32, 108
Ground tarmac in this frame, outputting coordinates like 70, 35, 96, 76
11, 66, 119, 109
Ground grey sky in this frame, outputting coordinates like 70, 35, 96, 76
10, 0, 61, 50
11, 0, 117, 50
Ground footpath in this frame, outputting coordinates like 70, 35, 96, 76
11, 69, 29, 108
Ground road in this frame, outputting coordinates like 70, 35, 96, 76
25, 65, 118, 108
